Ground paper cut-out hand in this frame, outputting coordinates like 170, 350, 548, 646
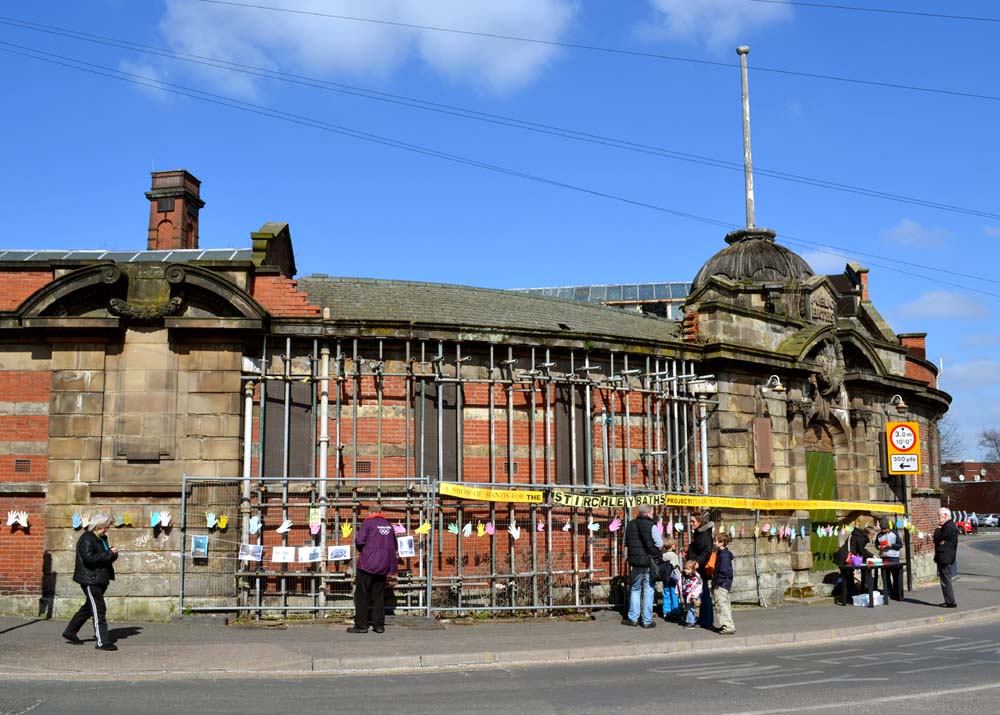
310, 522, 321, 535
656, 517, 663, 535
159, 512, 171, 528
340, 522, 352, 538
666, 520, 674, 535
562, 519, 571, 532
769, 526, 777, 536
800, 525, 806, 539
730, 524, 736, 538
674, 522, 684, 533
754, 524, 760, 537
249, 515, 262, 534
16, 511, 28, 527
416, 522, 432, 534
218, 515, 228, 530
762, 522, 771, 532
206, 512, 218, 528
393, 523, 406, 535
833, 526, 840, 536
6, 511, 15, 527
447, 522, 459, 535
477, 522, 487, 538
507, 520, 521, 540
462, 522, 472, 537
123, 513, 133, 526
72, 513, 82, 529
789, 527, 796, 541
587, 520, 600, 532
486, 521, 495, 536
739, 526, 745, 537
536, 521, 545, 532
114, 513, 125, 527
609, 517, 622, 532
277, 519, 293, 534
150, 512, 160, 528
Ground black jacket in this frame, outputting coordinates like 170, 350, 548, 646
624, 515, 663, 569
687, 521, 715, 574
73, 530, 117, 586
933, 520, 958, 565
713, 547, 734, 590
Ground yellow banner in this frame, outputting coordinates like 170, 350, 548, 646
549, 490, 904, 514
439, 482, 544, 504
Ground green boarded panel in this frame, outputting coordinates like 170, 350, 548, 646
806, 451, 838, 572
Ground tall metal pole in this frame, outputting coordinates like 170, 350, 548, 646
738, 45, 756, 229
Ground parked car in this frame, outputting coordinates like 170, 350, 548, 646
982, 514, 999, 527
955, 520, 973, 534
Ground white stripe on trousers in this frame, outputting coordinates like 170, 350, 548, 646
85, 585, 104, 647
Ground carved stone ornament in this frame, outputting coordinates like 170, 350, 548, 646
108, 296, 183, 321
812, 339, 845, 397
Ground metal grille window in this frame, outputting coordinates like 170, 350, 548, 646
263, 380, 313, 477
14, 459, 30, 473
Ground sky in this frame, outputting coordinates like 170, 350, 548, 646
0, 1, 998, 458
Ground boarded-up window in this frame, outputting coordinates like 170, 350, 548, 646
555, 384, 587, 485
263, 380, 313, 477
414, 381, 459, 481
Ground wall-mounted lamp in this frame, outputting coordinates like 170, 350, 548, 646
889, 394, 908, 414
763, 375, 785, 393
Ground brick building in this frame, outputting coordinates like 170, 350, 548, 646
0, 171, 949, 620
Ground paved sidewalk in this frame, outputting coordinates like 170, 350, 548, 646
2, 537, 998, 680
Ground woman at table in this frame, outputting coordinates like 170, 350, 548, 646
876, 518, 903, 600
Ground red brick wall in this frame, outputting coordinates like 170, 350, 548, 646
252, 276, 321, 317
904, 357, 937, 388
0, 271, 53, 311
0, 495, 46, 595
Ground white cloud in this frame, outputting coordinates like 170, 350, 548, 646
961, 333, 1000, 349
641, 0, 792, 49
880, 218, 950, 247
799, 246, 849, 274
942, 358, 1000, 391
895, 290, 989, 320
158, 0, 575, 95
985, 225, 1000, 238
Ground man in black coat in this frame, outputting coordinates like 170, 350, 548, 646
63, 513, 119, 650
933, 507, 958, 608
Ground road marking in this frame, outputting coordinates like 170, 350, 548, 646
754, 676, 888, 690
719, 670, 824, 685
723, 681, 1000, 714
777, 648, 861, 659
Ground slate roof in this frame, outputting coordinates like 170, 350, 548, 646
297, 276, 683, 344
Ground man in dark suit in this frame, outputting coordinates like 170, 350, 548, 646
933, 507, 958, 608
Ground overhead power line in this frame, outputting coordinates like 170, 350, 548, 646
746, 0, 1000, 24
2, 40, 998, 300
195, 0, 1000, 103
3, 15, 996, 221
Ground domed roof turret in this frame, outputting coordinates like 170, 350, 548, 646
692, 227, 814, 289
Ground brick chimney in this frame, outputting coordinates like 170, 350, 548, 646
145, 170, 204, 250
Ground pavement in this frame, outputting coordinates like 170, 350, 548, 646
1, 535, 998, 681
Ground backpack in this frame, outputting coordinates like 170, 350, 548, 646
704, 550, 717, 578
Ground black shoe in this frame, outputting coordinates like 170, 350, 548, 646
95, 643, 118, 651
639, 621, 656, 629
345, 626, 369, 633
62, 632, 83, 645
620, 618, 638, 627
942, 603, 958, 608
372, 626, 385, 634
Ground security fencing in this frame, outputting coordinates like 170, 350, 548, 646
179, 476, 741, 618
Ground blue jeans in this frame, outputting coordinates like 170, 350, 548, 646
662, 583, 680, 617
628, 567, 654, 625
685, 601, 697, 625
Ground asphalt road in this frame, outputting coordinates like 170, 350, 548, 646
3, 616, 999, 715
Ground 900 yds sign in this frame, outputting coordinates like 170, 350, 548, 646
886, 421, 921, 475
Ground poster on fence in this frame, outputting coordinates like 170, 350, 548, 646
190, 535, 208, 558
327, 545, 351, 561
271, 546, 295, 563
397, 535, 415, 558
238, 544, 263, 561
298, 546, 322, 563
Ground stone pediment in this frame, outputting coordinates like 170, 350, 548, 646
14, 262, 267, 329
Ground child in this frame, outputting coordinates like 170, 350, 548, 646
713, 532, 735, 635
661, 540, 682, 620
680, 559, 703, 629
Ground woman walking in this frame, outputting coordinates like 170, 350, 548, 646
62, 513, 119, 650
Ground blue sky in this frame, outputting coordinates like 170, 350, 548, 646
1, 1, 998, 458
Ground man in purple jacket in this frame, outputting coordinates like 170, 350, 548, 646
347, 504, 398, 634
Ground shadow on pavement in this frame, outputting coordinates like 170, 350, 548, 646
108, 626, 143, 642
